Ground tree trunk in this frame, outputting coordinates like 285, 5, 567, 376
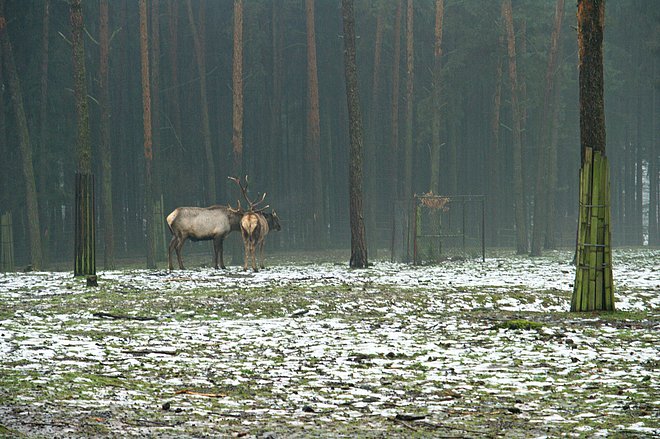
531, 0, 564, 256
167, 0, 184, 206
366, 6, 384, 257
305, 0, 324, 246
150, 0, 162, 201
99, 0, 114, 269
38, 0, 50, 266
232, 0, 244, 177
341, 0, 368, 268
572, 0, 614, 312
649, 58, 658, 246
501, 0, 527, 254
389, 0, 402, 261
403, 0, 414, 202
70, 0, 94, 276
186, 0, 216, 204
0, 5, 43, 270
488, 35, 504, 247
430, 0, 444, 194
139, 0, 155, 269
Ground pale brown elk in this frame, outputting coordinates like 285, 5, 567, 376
166, 205, 243, 270
229, 176, 281, 271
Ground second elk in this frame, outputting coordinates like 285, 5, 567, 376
230, 176, 281, 271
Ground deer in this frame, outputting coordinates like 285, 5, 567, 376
229, 176, 281, 272
166, 204, 243, 271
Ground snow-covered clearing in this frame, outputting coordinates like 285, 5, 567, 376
0, 248, 658, 437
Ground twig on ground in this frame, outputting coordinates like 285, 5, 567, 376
93, 312, 157, 321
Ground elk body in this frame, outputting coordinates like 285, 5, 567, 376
240, 210, 281, 271
166, 205, 242, 270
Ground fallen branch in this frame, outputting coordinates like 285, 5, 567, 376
93, 312, 157, 321
123, 349, 178, 356
175, 389, 227, 398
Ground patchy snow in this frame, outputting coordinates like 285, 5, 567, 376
0, 248, 657, 437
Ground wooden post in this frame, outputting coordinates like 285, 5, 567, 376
1, 212, 15, 272
74, 172, 95, 276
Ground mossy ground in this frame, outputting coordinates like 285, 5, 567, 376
0, 249, 657, 437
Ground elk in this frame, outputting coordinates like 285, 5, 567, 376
229, 176, 281, 271
166, 205, 243, 270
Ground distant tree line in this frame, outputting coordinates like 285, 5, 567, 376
0, 0, 657, 269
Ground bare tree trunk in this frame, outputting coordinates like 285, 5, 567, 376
167, 0, 184, 206
572, 0, 614, 312
489, 35, 504, 247
139, 0, 155, 269
389, 0, 403, 262
305, 0, 324, 246
70, 0, 94, 276
430, 0, 444, 194
501, 0, 528, 254
150, 0, 162, 199
38, 0, 50, 266
341, 0, 368, 268
0, 5, 43, 270
186, 0, 216, 204
270, 1, 283, 200
99, 0, 114, 269
232, 0, 244, 177
366, 6, 384, 257
403, 0, 414, 202
531, 0, 564, 256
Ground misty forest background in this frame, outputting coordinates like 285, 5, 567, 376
0, 0, 658, 270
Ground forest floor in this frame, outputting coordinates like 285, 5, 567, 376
0, 248, 658, 438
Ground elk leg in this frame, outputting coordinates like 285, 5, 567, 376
212, 237, 221, 269
242, 234, 249, 271
168, 236, 178, 271
217, 237, 226, 269
175, 238, 186, 269
259, 240, 265, 270
251, 240, 258, 272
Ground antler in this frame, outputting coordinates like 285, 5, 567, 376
228, 175, 268, 212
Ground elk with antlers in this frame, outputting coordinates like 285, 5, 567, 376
229, 176, 281, 272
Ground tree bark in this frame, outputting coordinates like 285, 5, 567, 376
430, 0, 444, 194
341, 0, 368, 268
572, 0, 614, 312
502, 0, 528, 254
186, 0, 216, 204
488, 34, 504, 247
531, 0, 564, 256
305, 0, 324, 246
403, 0, 414, 202
99, 0, 114, 269
70, 0, 94, 276
0, 7, 43, 270
139, 0, 155, 269
232, 0, 244, 177
38, 0, 50, 266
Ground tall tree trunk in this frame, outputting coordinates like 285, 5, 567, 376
366, 6, 384, 257
99, 0, 114, 269
305, 0, 324, 246
489, 35, 504, 247
0, 5, 43, 270
232, 0, 244, 177
150, 0, 162, 200
38, 0, 50, 266
270, 1, 283, 203
501, 0, 527, 254
389, 0, 402, 261
649, 58, 658, 246
572, 0, 614, 312
341, 0, 368, 268
430, 0, 444, 194
531, 0, 564, 256
167, 0, 184, 206
186, 0, 216, 204
403, 0, 414, 202
70, 0, 94, 276
545, 75, 562, 250
139, 0, 155, 269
